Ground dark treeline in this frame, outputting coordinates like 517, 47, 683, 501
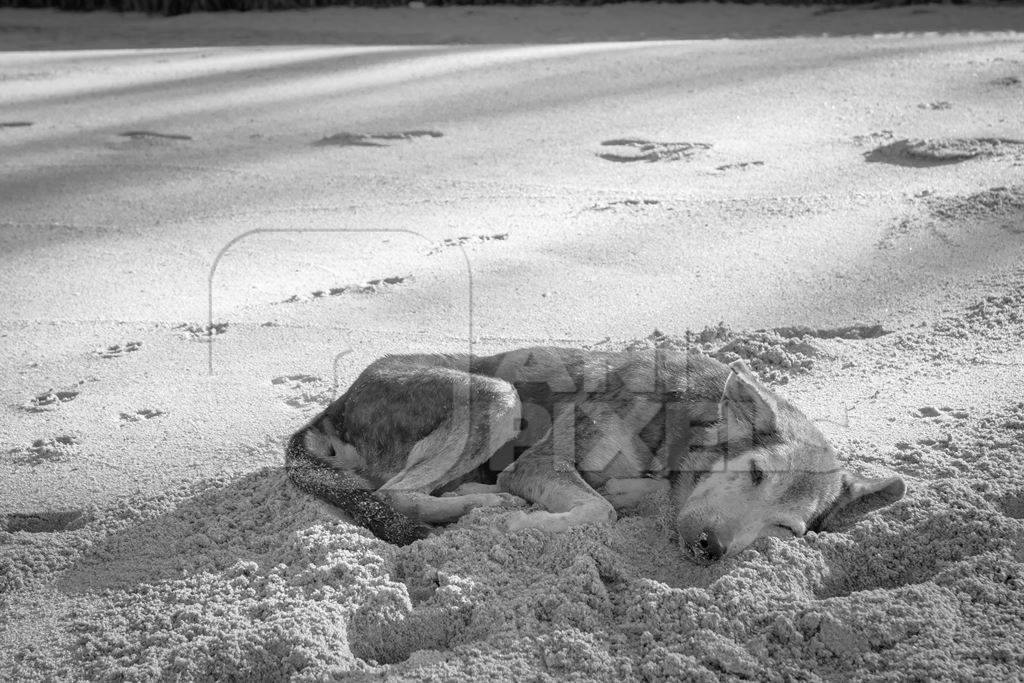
0, 0, 1005, 17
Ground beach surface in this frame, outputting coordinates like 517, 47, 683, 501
2, 4, 1024, 679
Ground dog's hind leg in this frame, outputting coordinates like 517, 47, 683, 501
382, 490, 524, 524
375, 373, 523, 524
497, 433, 617, 533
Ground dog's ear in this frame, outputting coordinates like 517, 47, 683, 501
810, 472, 906, 532
717, 359, 779, 440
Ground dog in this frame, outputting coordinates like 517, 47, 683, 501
285, 346, 905, 562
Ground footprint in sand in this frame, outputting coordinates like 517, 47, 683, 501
276, 375, 331, 409
313, 130, 443, 148
714, 161, 765, 172
0, 121, 33, 128
118, 131, 192, 141
283, 394, 327, 409
990, 76, 1021, 87
428, 233, 508, 255
94, 341, 143, 359
587, 199, 661, 212
912, 406, 970, 420
21, 387, 80, 412
9, 435, 80, 466
851, 130, 894, 146
273, 374, 332, 409
119, 408, 165, 422
271, 374, 320, 387
176, 322, 229, 340
280, 276, 409, 304
864, 138, 1024, 167
4, 509, 88, 533
598, 139, 712, 163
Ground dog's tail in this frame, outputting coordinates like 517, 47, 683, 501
285, 411, 428, 546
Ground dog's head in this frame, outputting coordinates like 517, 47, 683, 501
673, 359, 905, 564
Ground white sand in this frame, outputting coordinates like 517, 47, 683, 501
2, 4, 1024, 679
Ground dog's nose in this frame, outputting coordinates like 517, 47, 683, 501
697, 529, 726, 561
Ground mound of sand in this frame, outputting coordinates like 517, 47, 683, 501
865, 138, 1024, 166
4, 295, 1024, 679
879, 185, 1024, 250
627, 324, 829, 384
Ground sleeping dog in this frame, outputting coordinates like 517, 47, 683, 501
286, 347, 905, 562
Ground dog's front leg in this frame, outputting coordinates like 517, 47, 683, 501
497, 436, 616, 533
599, 477, 670, 510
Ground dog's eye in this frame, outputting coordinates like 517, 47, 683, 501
749, 461, 764, 487
775, 525, 799, 537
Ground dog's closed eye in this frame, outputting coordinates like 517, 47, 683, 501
774, 524, 800, 536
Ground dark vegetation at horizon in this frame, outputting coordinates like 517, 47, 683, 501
0, 0, 1011, 18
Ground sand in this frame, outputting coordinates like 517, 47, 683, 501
2, 4, 1024, 680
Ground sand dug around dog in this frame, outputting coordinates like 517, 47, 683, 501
3, 288, 1024, 680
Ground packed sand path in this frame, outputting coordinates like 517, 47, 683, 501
2, 4, 1024, 679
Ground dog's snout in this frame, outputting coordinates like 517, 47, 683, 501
696, 529, 726, 561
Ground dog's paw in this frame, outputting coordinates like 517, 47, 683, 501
468, 493, 526, 509
501, 503, 616, 533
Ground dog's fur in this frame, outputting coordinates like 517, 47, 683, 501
286, 347, 905, 562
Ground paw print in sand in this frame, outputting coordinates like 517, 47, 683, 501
22, 388, 80, 412
120, 408, 165, 422
95, 341, 142, 359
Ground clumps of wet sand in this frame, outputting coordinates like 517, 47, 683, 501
0, 457, 1018, 681
933, 279, 1024, 340
8, 435, 80, 467
273, 374, 334, 410
2, 471, 375, 679
893, 400, 1024, 484
627, 324, 832, 383
927, 185, 1024, 229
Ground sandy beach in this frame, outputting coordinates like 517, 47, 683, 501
2, 3, 1024, 679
